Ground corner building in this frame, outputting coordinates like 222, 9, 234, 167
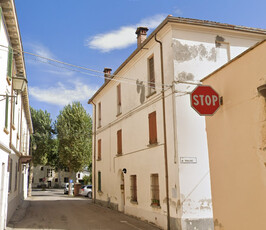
88, 16, 266, 230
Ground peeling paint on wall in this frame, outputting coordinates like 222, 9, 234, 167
215, 35, 225, 48
172, 40, 217, 63
214, 219, 224, 230
136, 79, 145, 104
177, 71, 195, 81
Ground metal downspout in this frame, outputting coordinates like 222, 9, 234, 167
155, 33, 170, 230
91, 101, 97, 204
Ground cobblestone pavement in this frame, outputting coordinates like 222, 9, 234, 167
7, 189, 161, 230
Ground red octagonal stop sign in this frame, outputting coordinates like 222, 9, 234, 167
191, 85, 220, 116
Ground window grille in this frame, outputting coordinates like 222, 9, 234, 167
130, 175, 137, 202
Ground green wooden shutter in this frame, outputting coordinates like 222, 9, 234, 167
7, 46, 13, 81
98, 171, 101, 191
5, 94, 9, 129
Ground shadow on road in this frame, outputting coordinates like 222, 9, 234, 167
7, 189, 160, 230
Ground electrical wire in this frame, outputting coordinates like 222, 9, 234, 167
26, 55, 166, 91
0, 44, 172, 90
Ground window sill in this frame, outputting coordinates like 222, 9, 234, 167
97, 158, 102, 161
12, 124, 16, 130
116, 153, 122, 157
3, 128, 9, 135
150, 203, 161, 209
98, 190, 103, 195
97, 125, 102, 129
146, 91, 156, 98
116, 112, 122, 117
130, 200, 138, 205
147, 142, 158, 148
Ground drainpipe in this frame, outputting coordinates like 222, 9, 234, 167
155, 33, 170, 230
91, 101, 97, 204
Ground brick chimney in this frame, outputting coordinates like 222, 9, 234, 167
103, 67, 112, 83
135, 27, 149, 47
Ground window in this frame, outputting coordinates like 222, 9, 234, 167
17, 109, 20, 137
64, 177, 69, 183
4, 94, 9, 132
148, 111, 157, 144
130, 175, 137, 202
98, 171, 101, 192
151, 174, 160, 206
8, 158, 12, 192
98, 139, 101, 160
55, 178, 58, 182
40, 166, 44, 171
12, 97, 15, 128
117, 129, 122, 155
47, 169, 52, 177
117, 84, 121, 115
7, 46, 13, 83
98, 102, 101, 128
64, 167, 69, 172
39, 178, 43, 182
148, 56, 155, 95
78, 174, 80, 179
14, 162, 18, 191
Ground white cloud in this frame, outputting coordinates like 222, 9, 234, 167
45, 69, 74, 77
26, 42, 55, 60
173, 8, 183, 16
29, 80, 98, 106
86, 14, 166, 52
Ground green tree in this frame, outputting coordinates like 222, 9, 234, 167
83, 175, 90, 185
30, 107, 57, 166
56, 102, 92, 175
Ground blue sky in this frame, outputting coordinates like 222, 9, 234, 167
14, 0, 266, 120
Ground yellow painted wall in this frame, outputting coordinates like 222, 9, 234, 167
203, 41, 266, 230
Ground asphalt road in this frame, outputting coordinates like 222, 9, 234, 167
7, 189, 161, 230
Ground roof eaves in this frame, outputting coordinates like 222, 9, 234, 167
88, 16, 266, 104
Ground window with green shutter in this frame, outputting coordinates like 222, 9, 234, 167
12, 97, 15, 126
7, 46, 13, 82
5, 94, 9, 130
98, 171, 101, 192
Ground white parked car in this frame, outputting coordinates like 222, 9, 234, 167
64, 183, 74, 194
79, 185, 92, 198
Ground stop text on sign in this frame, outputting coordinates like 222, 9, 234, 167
190, 85, 220, 116
192, 94, 219, 106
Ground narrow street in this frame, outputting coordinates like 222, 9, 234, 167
7, 189, 160, 230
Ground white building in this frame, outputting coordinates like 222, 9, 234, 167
88, 16, 266, 230
0, 0, 33, 229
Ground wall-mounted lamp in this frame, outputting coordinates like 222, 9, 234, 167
12, 75, 28, 93
257, 84, 266, 98
0, 75, 28, 102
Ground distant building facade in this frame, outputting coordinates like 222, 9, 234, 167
0, 0, 33, 228
32, 165, 90, 188
202, 40, 266, 230
88, 16, 266, 230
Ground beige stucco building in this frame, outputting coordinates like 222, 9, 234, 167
32, 165, 90, 188
202, 40, 266, 230
88, 16, 266, 230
